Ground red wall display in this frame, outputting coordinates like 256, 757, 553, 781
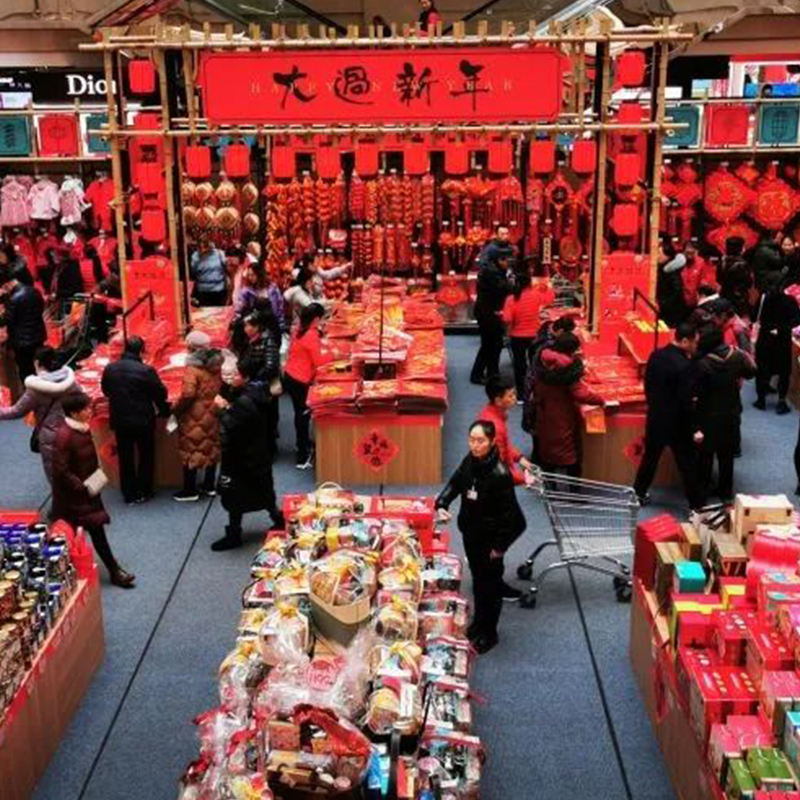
706, 105, 750, 147
122, 256, 180, 338
598, 251, 650, 328
38, 114, 79, 157
199, 48, 564, 125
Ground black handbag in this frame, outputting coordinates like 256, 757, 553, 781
30, 400, 56, 454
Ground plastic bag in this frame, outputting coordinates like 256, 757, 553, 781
373, 596, 419, 642
258, 603, 312, 665
310, 549, 377, 606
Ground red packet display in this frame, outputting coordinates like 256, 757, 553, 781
713, 609, 758, 666
747, 626, 794, 686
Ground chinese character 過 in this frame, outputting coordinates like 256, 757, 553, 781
395, 63, 438, 107
333, 66, 373, 105
450, 59, 489, 111
273, 66, 317, 109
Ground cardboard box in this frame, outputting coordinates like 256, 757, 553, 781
680, 522, 704, 562
634, 514, 683, 589
309, 591, 371, 648
734, 494, 794, 544
675, 561, 707, 594
709, 532, 748, 579
654, 542, 686, 604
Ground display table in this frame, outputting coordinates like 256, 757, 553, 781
0, 575, 105, 800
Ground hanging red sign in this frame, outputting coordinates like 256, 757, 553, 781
354, 428, 401, 471
122, 256, 180, 338
199, 48, 564, 125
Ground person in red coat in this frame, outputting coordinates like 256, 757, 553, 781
533, 333, 604, 476
51, 392, 135, 588
417, 0, 442, 32
283, 303, 331, 469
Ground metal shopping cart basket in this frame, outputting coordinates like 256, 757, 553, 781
516, 467, 640, 609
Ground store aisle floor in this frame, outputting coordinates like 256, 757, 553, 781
3, 334, 795, 800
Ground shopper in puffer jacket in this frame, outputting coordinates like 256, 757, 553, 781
172, 331, 223, 502
435, 419, 526, 655
533, 332, 604, 476
0, 266, 47, 383
0, 346, 80, 482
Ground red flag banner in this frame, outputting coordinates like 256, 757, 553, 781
199, 48, 565, 125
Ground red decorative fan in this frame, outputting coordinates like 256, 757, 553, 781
704, 165, 753, 224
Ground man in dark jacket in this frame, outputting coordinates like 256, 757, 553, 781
470, 248, 513, 384
751, 233, 783, 293
0, 266, 47, 383
477, 226, 514, 270
101, 335, 170, 504
633, 322, 704, 510
693, 325, 756, 502
212, 354, 285, 551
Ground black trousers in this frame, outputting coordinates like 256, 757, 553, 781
633, 428, 704, 509
183, 464, 217, 494
756, 336, 791, 401
510, 336, 535, 398
14, 344, 40, 384
284, 373, 311, 460
115, 425, 156, 503
463, 531, 504, 639
84, 524, 118, 574
698, 442, 735, 501
470, 317, 504, 383
194, 289, 228, 307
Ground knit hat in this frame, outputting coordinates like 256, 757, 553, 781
185, 330, 211, 351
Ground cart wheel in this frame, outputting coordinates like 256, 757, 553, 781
517, 563, 533, 581
615, 583, 632, 603
619, 565, 630, 576
520, 590, 538, 609
612, 576, 627, 591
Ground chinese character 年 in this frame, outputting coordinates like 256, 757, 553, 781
273, 66, 317, 109
450, 59, 489, 111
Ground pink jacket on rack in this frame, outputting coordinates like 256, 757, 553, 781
28, 179, 61, 221
0, 178, 31, 228
59, 177, 87, 227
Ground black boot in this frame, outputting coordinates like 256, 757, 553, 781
211, 525, 243, 552
269, 510, 286, 532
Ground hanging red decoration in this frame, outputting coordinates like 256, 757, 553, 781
617, 50, 647, 87
316, 144, 339, 180
750, 163, 800, 230
445, 140, 470, 175
185, 145, 212, 179
355, 141, 379, 176
354, 429, 400, 471
617, 102, 647, 131
137, 162, 163, 195
571, 140, 596, 174
38, 114, 79, 157
141, 208, 166, 242
611, 203, 639, 238
129, 60, 157, 94
704, 165, 753, 223
223, 142, 250, 178
530, 141, 556, 175
271, 143, 295, 179
706, 220, 758, 254
706, 105, 750, 147
488, 138, 513, 174
404, 141, 429, 176
615, 153, 640, 187
735, 161, 760, 187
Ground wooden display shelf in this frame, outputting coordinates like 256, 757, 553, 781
314, 414, 443, 486
0, 576, 105, 800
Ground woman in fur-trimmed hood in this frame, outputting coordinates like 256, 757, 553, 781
0, 346, 80, 482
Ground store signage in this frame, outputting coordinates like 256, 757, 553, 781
199, 48, 564, 125
0, 70, 116, 103
122, 256, 179, 337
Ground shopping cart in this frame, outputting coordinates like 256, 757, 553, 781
516, 467, 640, 608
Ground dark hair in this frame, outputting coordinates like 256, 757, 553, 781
661, 238, 677, 261
725, 236, 745, 257
552, 316, 576, 334
0, 243, 17, 266
236, 354, 260, 382
711, 298, 734, 319
469, 419, 496, 440
250, 260, 269, 291
299, 302, 326, 337
0, 266, 12, 287
698, 284, 716, 298
34, 346, 60, 372
125, 335, 145, 357
552, 332, 581, 355
485, 374, 515, 402
675, 321, 697, 342
295, 266, 314, 289
512, 269, 532, 300
698, 324, 723, 355
62, 392, 91, 416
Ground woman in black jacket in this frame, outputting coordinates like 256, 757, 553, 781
435, 420, 526, 654
0, 267, 47, 382
212, 355, 285, 552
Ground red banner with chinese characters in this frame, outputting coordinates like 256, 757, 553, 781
122, 256, 180, 338
199, 48, 565, 125
597, 251, 650, 337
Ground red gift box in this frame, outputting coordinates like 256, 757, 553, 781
677, 647, 718, 712
633, 513, 682, 589
708, 722, 741, 784
726, 713, 774, 750
713, 609, 758, 666
760, 670, 800, 735
690, 667, 730, 747
724, 669, 759, 716
677, 611, 717, 649
747, 626, 794, 686
758, 572, 800, 625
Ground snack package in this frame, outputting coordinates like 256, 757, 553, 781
310, 549, 377, 606
239, 608, 270, 639
258, 603, 312, 665
418, 593, 469, 640
373, 596, 419, 642
422, 637, 473, 681
250, 537, 286, 580
242, 578, 275, 609
418, 731, 483, 800
316, 518, 382, 557
369, 641, 424, 683
274, 562, 310, 599
219, 640, 268, 717
380, 526, 421, 568
285, 532, 323, 565
365, 679, 422, 736
378, 557, 422, 601
422, 553, 464, 593
425, 677, 473, 732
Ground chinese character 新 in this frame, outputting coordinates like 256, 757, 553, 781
273, 66, 317, 109
395, 63, 438, 107
333, 66, 373, 105
450, 59, 489, 111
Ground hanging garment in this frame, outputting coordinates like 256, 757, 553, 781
28, 178, 61, 221
59, 177, 88, 227
89, 234, 117, 273
84, 178, 115, 232
10, 233, 35, 271
0, 177, 31, 227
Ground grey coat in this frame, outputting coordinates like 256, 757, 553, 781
0, 366, 80, 482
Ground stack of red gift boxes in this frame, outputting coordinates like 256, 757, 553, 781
635, 494, 800, 799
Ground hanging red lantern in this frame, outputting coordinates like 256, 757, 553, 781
137, 162, 163, 195
129, 60, 156, 94
271, 143, 295, 179
571, 140, 596, 174
529, 141, 556, 175
133, 112, 160, 130
611, 203, 639, 238
141, 208, 166, 242
355, 141, 379, 176
617, 50, 646, 87
223, 142, 250, 178
615, 153, 640, 187
404, 141, 429, 176
488, 138, 513, 173
316, 144, 340, 180
185, 145, 212, 179
445, 140, 470, 175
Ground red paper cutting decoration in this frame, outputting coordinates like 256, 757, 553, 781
611, 204, 639, 238
355, 141, 379, 176
445, 141, 470, 175
706, 104, 750, 147
704, 165, 753, 223
750, 163, 799, 230
404, 141, 429, 176
530, 141, 556, 175
571, 140, 596, 174
223, 142, 250, 177
488, 139, 513, 174
141, 208, 166, 242
354, 429, 400, 471
617, 50, 646, 87
706, 220, 758, 254
271, 143, 295, 179
129, 60, 156, 94
38, 114, 79, 157
185, 145, 212, 179
615, 152, 640, 187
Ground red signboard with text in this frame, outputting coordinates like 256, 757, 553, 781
122, 256, 180, 339
199, 48, 564, 125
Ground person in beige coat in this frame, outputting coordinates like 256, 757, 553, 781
172, 331, 223, 502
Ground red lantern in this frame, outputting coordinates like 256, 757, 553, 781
141, 208, 166, 242
129, 60, 156, 94
271, 144, 295, 179
445, 141, 469, 175
404, 141, 429, 176
615, 153, 640, 187
185, 145, 212, 179
316, 145, 340, 180
611, 204, 639, 238
137, 162, 163, 194
617, 51, 646, 87
488, 139, 513, 173
529, 141, 556, 175
133, 112, 160, 130
571, 140, 596, 174
355, 142, 379, 176
224, 142, 250, 178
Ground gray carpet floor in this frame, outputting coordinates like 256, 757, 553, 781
1, 334, 796, 800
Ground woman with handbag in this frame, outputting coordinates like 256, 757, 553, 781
0, 345, 81, 483
283, 303, 330, 470
52, 392, 135, 588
